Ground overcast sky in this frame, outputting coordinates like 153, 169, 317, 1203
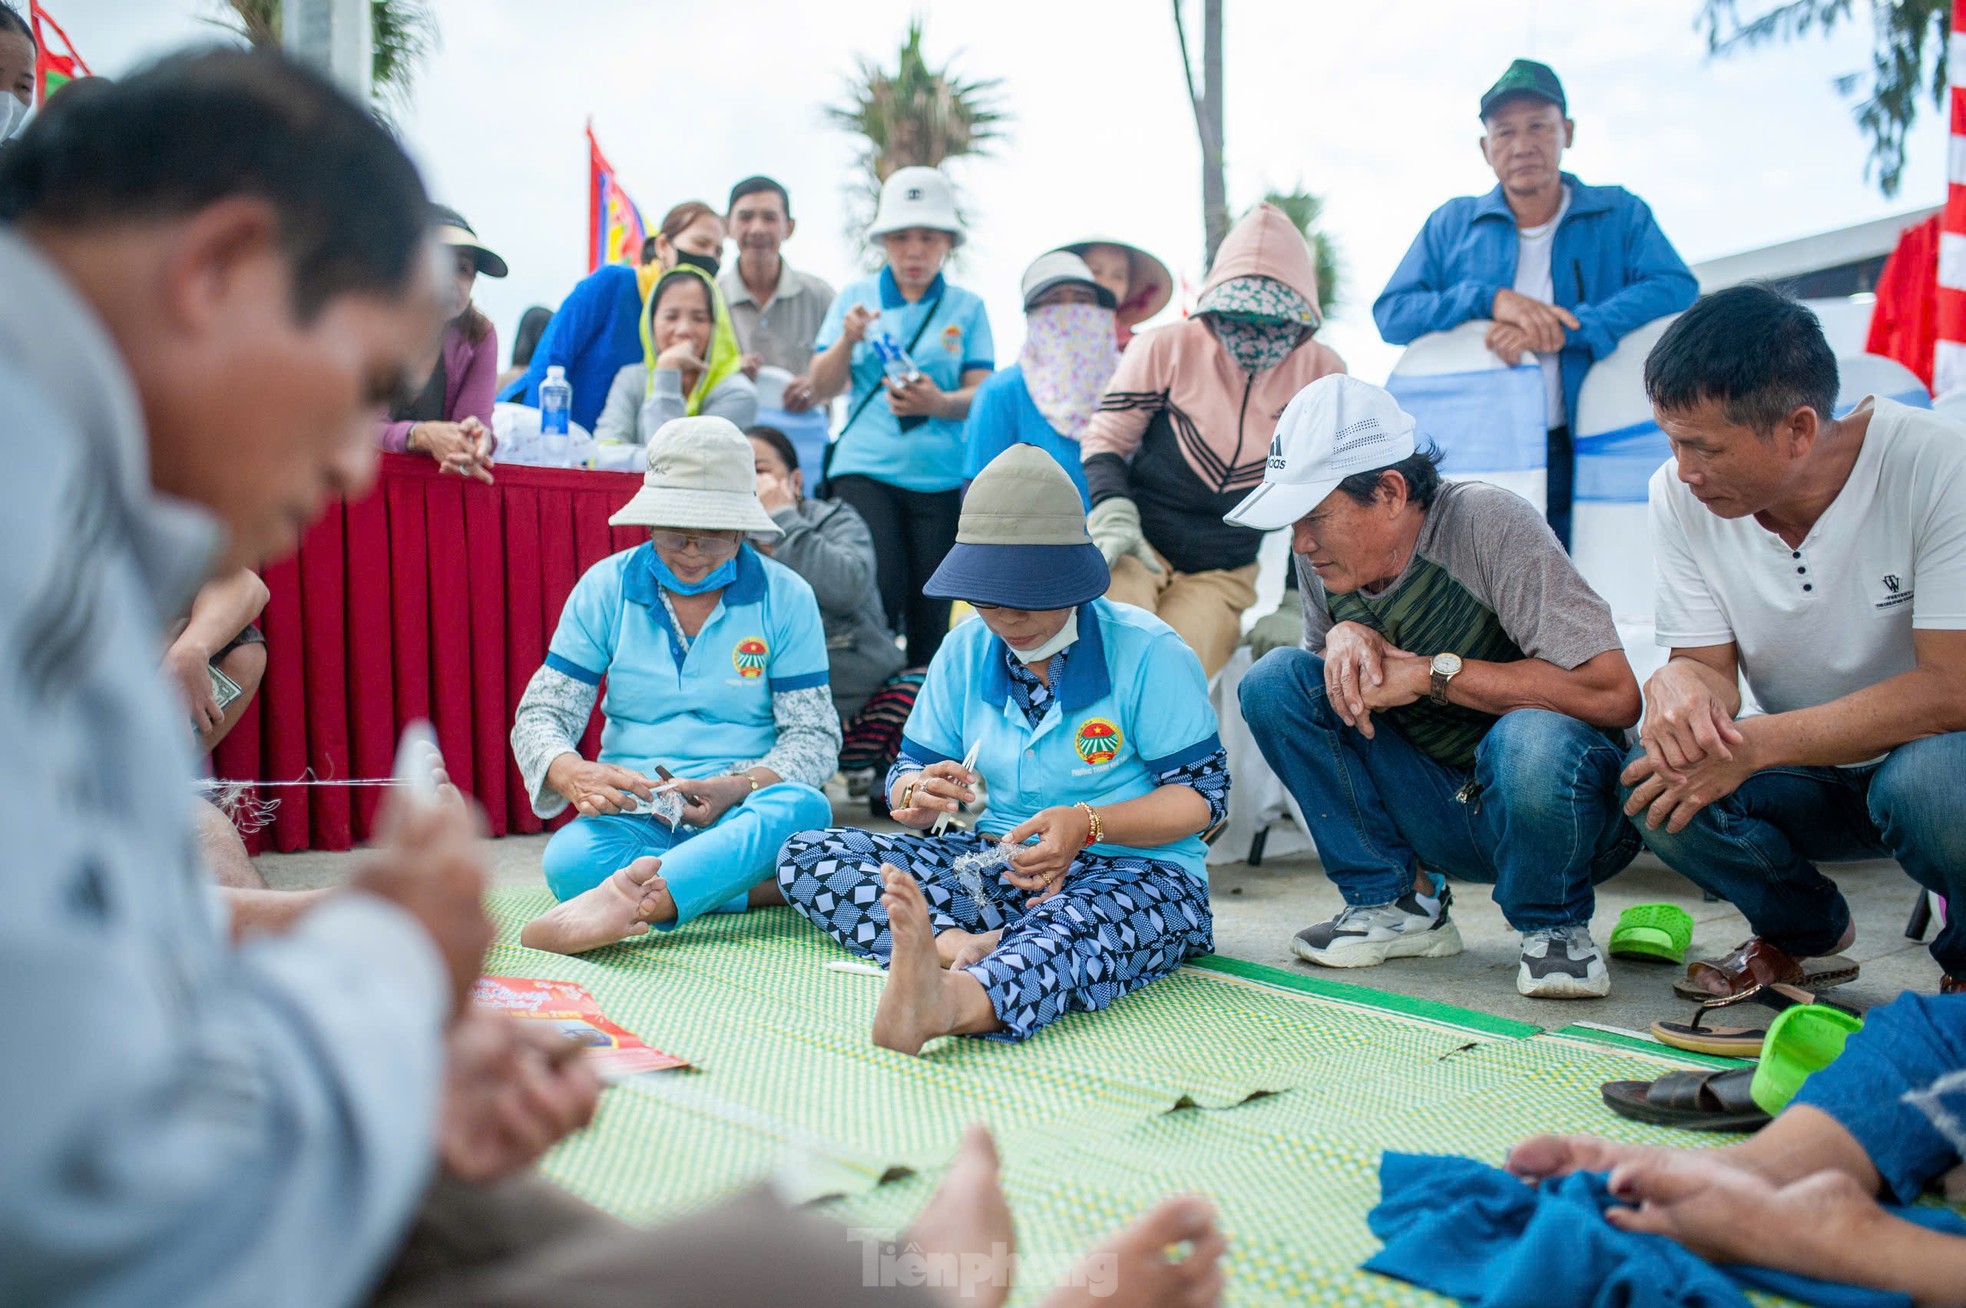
58, 0, 1951, 383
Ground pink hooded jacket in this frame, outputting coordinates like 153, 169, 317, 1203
1081, 203, 1346, 574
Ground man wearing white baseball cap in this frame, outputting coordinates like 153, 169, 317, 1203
1230, 375, 1644, 999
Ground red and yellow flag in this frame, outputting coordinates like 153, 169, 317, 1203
29, 2, 91, 105
587, 124, 648, 273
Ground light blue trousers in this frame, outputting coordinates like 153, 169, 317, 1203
541, 782, 833, 929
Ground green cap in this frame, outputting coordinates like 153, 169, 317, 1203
1480, 58, 1566, 120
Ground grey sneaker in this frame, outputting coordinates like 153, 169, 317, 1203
1292, 882, 1464, 968
1518, 924, 1611, 998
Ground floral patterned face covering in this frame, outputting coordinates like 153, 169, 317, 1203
1197, 276, 1316, 375
1019, 302, 1122, 439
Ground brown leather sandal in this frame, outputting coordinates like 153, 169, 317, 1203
1600, 1067, 1770, 1133
1671, 937, 1859, 1002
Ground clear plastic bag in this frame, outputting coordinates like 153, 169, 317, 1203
620, 785, 685, 829
949, 840, 1016, 911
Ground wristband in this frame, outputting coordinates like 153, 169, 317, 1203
900, 781, 919, 810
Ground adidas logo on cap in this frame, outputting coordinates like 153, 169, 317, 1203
1223, 375, 1419, 532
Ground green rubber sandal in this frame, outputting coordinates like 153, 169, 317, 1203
1608, 903, 1694, 965
1749, 1003, 1865, 1116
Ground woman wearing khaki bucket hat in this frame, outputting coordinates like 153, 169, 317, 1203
511, 417, 838, 954
776, 444, 1229, 1054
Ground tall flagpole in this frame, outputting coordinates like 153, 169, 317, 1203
1933, 0, 1966, 396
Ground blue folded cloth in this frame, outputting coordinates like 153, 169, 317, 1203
1364, 1152, 1966, 1308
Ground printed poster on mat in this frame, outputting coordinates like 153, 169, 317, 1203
474, 976, 688, 1077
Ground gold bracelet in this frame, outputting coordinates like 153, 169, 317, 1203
1075, 801, 1103, 847
731, 769, 761, 792
900, 781, 919, 810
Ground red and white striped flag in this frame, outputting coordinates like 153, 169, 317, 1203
1935, 0, 1966, 395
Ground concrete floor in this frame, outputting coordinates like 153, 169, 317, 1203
255, 782, 1947, 1036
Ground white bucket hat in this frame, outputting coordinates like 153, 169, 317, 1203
1020, 252, 1117, 310
1223, 376, 1418, 531
868, 166, 965, 247
608, 417, 782, 536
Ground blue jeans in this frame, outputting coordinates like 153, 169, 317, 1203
541, 782, 833, 928
1623, 732, 1966, 975
1240, 648, 1638, 931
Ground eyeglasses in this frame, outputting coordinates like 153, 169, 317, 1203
650, 529, 742, 560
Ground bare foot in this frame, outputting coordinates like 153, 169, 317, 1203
519, 857, 674, 954
895, 1124, 1015, 1308
873, 865, 967, 1055
936, 927, 1003, 970
1038, 1194, 1226, 1307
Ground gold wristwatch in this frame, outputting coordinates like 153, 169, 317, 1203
1428, 652, 1463, 706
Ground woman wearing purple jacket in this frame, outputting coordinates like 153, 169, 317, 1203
378, 205, 507, 481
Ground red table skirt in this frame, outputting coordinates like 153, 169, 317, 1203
212, 454, 647, 852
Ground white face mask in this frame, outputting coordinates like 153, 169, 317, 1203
0, 95, 29, 142
1007, 608, 1078, 665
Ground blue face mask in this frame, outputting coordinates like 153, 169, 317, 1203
647, 542, 739, 596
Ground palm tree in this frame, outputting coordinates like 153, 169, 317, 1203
210, 0, 438, 113
825, 17, 1010, 250
1697, 0, 1949, 197
1257, 188, 1343, 321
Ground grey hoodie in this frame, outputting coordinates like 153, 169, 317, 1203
767, 497, 907, 719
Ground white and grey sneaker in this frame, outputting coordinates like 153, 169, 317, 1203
1517, 924, 1611, 998
1292, 882, 1464, 968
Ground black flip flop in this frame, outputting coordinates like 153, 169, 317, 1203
1649, 1015, 1768, 1058
1652, 982, 1863, 1058
1600, 1067, 1770, 1133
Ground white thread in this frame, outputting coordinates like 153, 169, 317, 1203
196, 773, 416, 834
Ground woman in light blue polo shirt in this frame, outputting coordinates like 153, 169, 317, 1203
512, 417, 838, 955
806, 166, 994, 669
778, 445, 1226, 1054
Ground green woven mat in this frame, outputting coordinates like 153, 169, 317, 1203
486, 889, 1757, 1305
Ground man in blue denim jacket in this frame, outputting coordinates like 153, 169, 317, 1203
1373, 59, 1697, 548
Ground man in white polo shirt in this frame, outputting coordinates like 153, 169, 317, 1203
1623, 286, 1966, 999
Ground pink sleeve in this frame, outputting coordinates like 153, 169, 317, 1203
455, 326, 499, 431
1078, 330, 1162, 460
376, 419, 414, 454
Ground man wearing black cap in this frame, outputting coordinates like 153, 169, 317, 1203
1373, 58, 1697, 549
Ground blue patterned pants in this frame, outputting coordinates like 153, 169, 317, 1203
776, 827, 1214, 1040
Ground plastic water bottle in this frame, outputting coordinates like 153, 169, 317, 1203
871, 332, 927, 431
539, 365, 572, 464
870, 333, 922, 386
